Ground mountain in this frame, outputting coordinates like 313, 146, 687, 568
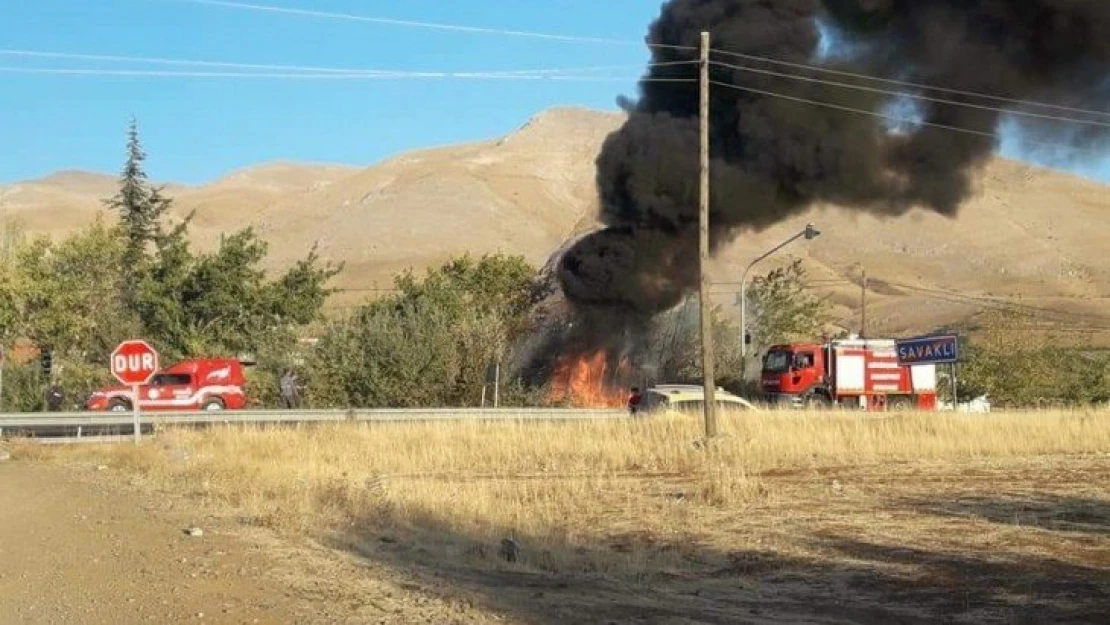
2, 107, 1108, 345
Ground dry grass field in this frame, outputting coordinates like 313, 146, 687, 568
20, 409, 1110, 624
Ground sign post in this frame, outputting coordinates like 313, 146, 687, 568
951, 361, 959, 410
110, 340, 159, 444
132, 384, 140, 444
895, 334, 959, 409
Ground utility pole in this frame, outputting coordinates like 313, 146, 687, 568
860, 267, 868, 338
698, 31, 718, 440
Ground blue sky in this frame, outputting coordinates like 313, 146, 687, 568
1, 0, 1107, 185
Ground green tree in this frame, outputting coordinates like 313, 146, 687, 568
745, 259, 830, 356
0, 216, 137, 411
0, 216, 24, 337
0, 249, 21, 347
103, 119, 173, 308
137, 226, 340, 362
134, 217, 196, 358
12, 216, 137, 363
648, 297, 745, 389
960, 311, 1110, 407
310, 254, 536, 408
0, 214, 24, 260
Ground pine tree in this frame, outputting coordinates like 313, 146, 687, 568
103, 118, 171, 308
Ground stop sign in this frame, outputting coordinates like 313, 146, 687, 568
111, 340, 160, 386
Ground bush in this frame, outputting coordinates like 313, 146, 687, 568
960, 311, 1110, 407
308, 254, 538, 408
0, 361, 112, 412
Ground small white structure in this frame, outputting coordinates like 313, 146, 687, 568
939, 394, 992, 413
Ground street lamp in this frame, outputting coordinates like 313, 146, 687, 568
739, 223, 821, 358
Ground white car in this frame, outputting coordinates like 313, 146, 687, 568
637, 384, 756, 414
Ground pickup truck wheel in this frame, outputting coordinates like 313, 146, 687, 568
107, 399, 131, 412
202, 398, 225, 411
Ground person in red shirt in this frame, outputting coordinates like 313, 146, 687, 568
627, 387, 643, 415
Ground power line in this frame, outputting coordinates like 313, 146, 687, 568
709, 47, 1110, 120
162, 1, 1107, 120
0, 48, 396, 75
0, 48, 697, 77
827, 280, 1110, 331
493, 60, 697, 76
708, 58, 1110, 130
716, 271, 1110, 331
805, 274, 1110, 326
707, 79, 1103, 156
0, 66, 695, 83
707, 78, 995, 138
871, 279, 1110, 324
169, 0, 664, 48
170, 0, 696, 53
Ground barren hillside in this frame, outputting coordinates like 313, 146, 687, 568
2, 107, 1107, 342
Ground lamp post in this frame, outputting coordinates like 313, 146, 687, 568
739, 223, 821, 358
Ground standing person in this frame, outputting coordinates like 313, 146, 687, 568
627, 387, 643, 415
45, 383, 65, 412
279, 369, 300, 409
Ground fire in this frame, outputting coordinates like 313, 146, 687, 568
548, 349, 631, 408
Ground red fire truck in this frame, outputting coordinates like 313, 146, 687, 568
85, 358, 248, 412
760, 338, 938, 411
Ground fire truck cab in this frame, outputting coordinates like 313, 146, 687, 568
86, 358, 248, 412
760, 338, 937, 411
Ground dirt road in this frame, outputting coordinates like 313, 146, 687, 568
3, 445, 1106, 625
0, 461, 324, 624
0, 458, 514, 625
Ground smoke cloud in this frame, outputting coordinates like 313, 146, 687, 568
558, 0, 1110, 324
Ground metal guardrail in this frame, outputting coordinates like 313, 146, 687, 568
33, 435, 137, 445
0, 407, 628, 433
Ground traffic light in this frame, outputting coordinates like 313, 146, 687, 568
40, 349, 53, 377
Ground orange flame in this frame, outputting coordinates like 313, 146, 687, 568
548, 349, 631, 408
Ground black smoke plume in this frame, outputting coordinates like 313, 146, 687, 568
551, 0, 1110, 367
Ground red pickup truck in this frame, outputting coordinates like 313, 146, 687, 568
85, 358, 248, 412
